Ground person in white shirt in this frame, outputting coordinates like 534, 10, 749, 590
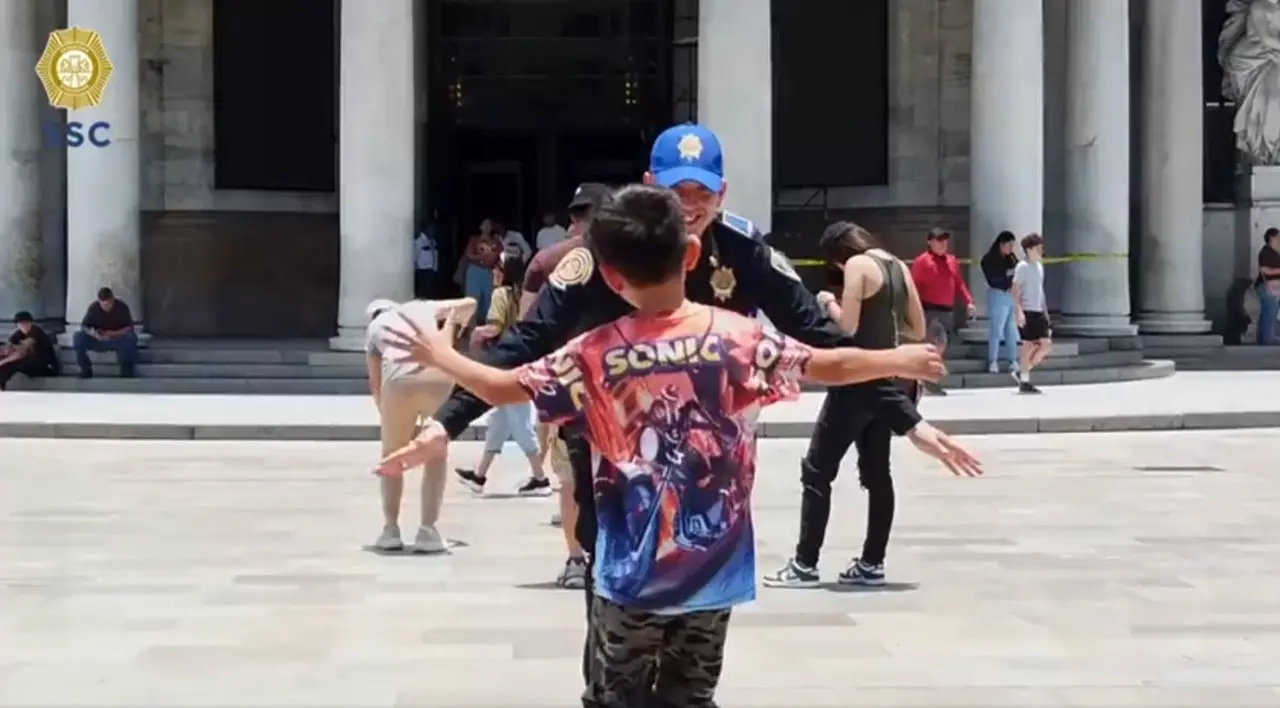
413, 225, 439, 298
495, 219, 531, 263
534, 211, 568, 251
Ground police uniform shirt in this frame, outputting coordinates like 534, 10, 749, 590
432, 210, 923, 438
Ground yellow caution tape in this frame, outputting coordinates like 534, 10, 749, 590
788, 253, 1129, 268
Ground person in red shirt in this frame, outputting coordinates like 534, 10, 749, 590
909, 228, 975, 395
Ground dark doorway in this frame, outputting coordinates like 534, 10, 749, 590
425, 0, 674, 288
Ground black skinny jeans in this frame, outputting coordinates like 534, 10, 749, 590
794, 392, 897, 569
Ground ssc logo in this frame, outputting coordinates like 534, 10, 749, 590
35, 26, 115, 110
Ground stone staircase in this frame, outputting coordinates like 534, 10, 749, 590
6, 337, 1175, 395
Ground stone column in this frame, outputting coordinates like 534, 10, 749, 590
64, 0, 143, 333
0, 0, 43, 324
697, 0, 771, 231
1057, 0, 1137, 336
331, 0, 415, 350
967, 0, 1043, 309
1136, 0, 1210, 334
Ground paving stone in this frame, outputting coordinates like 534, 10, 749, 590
2, 431, 1279, 704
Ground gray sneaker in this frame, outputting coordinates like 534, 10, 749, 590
374, 524, 404, 551
556, 557, 588, 589
761, 558, 821, 589
410, 525, 449, 554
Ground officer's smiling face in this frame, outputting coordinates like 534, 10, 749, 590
648, 180, 724, 241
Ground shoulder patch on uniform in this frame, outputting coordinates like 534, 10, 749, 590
549, 247, 595, 289
768, 247, 801, 281
718, 211, 756, 239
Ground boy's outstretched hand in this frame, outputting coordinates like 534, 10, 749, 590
894, 343, 947, 382
383, 312, 457, 369
374, 420, 449, 477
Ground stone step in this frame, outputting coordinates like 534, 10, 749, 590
56, 362, 368, 379
53, 348, 1145, 381
10, 359, 1174, 395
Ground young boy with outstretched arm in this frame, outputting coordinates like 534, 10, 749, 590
375, 185, 968, 707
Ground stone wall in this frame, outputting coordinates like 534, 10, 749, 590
137, 0, 337, 336
776, 0, 973, 211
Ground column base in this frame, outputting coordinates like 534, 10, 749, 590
329, 327, 368, 352
1054, 316, 1138, 337
57, 328, 150, 347
1135, 312, 1211, 335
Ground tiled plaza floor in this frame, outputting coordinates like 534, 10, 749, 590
2, 431, 1278, 705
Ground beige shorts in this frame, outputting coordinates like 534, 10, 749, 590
539, 423, 573, 487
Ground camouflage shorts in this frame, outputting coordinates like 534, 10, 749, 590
582, 595, 731, 708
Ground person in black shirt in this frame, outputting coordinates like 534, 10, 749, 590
980, 231, 1022, 378
72, 287, 139, 378
1, 311, 60, 391
764, 222, 934, 589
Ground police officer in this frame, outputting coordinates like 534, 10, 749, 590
404, 123, 979, 680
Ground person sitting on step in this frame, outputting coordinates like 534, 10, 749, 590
72, 287, 139, 379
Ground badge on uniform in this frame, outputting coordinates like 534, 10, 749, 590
710, 266, 737, 301
769, 248, 801, 282
549, 247, 594, 290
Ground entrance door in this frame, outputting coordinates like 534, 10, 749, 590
463, 160, 524, 262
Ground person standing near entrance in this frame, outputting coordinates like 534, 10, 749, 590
535, 211, 568, 252
909, 228, 975, 395
980, 231, 1021, 378
457, 220, 502, 331
414, 219, 439, 299
495, 218, 532, 263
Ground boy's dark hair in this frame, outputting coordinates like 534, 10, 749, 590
13, 311, 33, 323
819, 221, 878, 266
1020, 233, 1044, 251
96, 287, 114, 301
585, 184, 689, 287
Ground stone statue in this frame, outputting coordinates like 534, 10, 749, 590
1220, 0, 1280, 165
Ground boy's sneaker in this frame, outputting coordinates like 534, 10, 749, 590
517, 476, 552, 496
1018, 380, 1042, 395
556, 557, 588, 589
837, 558, 886, 586
410, 525, 448, 554
761, 558, 821, 589
455, 468, 487, 493
1010, 370, 1022, 387
373, 524, 403, 552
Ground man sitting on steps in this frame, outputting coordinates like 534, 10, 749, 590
72, 287, 139, 379
0, 312, 59, 391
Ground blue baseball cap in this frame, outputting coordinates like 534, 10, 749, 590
649, 123, 724, 192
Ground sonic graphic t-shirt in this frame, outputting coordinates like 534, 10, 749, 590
516, 304, 811, 613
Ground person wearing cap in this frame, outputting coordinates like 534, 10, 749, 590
364, 297, 475, 554
909, 228, 976, 395
1, 312, 59, 391
391, 123, 977, 692
510, 181, 612, 593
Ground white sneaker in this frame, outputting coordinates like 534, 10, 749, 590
987, 362, 999, 374
411, 525, 449, 554
374, 524, 404, 551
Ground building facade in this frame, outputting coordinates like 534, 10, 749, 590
0, 0, 1247, 346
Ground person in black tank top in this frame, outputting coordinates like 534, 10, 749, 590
764, 222, 927, 589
